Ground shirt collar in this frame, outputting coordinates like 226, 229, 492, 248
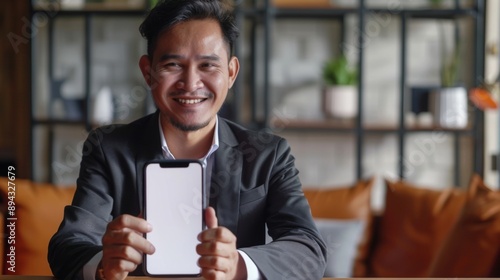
158, 114, 219, 162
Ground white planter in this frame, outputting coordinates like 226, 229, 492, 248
91, 86, 114, 126
431, 87, 468, 129
61, 0, 84, 9
323, 85, 358, 119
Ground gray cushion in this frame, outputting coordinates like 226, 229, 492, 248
314, 218, 365, 277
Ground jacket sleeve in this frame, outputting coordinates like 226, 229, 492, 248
48, 129, 114, 280
240, 138, 327, 280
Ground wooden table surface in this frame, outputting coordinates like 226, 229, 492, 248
0, 277, 351, 280
0, 277, 493, 280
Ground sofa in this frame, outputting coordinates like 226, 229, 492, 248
0, 177, 75, 275
303, 174, 500, 277
0, 175, 499, 277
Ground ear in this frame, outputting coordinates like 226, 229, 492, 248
227, 56, 240, 89
139, 55, 152, 87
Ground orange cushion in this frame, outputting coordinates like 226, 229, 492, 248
0, 177, 75, 275
369, 179, 466, 277
430, 174, 500, 277
303, 177, 374, 277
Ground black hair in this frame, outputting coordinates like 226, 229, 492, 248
139, 0, 239, 58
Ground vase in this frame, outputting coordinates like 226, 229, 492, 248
322, 85, 358, 119
91, 86, 114, 126
430, 87, 468, 129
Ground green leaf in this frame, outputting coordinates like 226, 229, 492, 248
322, 55, 357, 86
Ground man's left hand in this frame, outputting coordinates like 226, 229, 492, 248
196, 207, 247, 280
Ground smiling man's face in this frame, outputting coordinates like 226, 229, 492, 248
140, 19, 239, 132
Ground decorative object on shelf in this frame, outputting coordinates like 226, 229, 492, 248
91, 86, 114, 125
428, 0, 445, 8
431, 28, 468, 129
469, 74, 499, 111
34, 0, 147, 11
61, 0, 85, 9
50, 78, 67, 119
432, 87, 468, 128
149, 0, 158, 7
410, 87, 434, 127
322, 55, 358, 119
272, 0, 332, 8
469, 88, 498, 110
50, 77, 85, 121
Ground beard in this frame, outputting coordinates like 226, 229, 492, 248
158, 90, 216, 131
168, 115, 211, 132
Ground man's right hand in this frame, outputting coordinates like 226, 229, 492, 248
100, 214, 156, 280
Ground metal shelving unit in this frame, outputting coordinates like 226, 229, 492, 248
30, 0, 486, 186
30, 1, 150, 183
235, 0, 485, 186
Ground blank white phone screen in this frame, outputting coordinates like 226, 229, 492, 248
144, 161, 203, 276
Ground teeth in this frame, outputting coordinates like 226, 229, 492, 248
177, 99, 203, 104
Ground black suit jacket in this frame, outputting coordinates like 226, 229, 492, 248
48, 112, 326, 280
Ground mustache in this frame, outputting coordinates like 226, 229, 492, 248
169, 90, 213, 98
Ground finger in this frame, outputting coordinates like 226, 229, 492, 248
198, 256, 231, 272
200, 268, 224, 280
198, 227, 236, 244
196, 240, 233, 257
102, 230, 155, 255
205, 206, 218, 229
103, 258, 138, 279
102, 244, 144, 265
107, 214, 153, 234
104, 269, 129, 280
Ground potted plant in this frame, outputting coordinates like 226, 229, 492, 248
431, 40, 468, 129
322, 54, 358, 119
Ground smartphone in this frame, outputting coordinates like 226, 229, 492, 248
143, 160, 205, 277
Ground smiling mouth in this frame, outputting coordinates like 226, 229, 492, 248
175, 98, 207, 104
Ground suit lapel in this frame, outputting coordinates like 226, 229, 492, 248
210, 119, 241, 235
132, 115, 242, 233
135, 111, 165, 211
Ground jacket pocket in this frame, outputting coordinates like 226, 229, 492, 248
240, 184, 266, 205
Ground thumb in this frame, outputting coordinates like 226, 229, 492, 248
205, 206, 218, 229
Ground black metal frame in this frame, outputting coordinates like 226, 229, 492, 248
237, 0, 486, 187
29, 0, 487, 185
30, 3, 147, 182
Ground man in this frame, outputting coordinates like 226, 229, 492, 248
48, 0, 327, 279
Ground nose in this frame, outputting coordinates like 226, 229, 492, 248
176, 66, 204, 92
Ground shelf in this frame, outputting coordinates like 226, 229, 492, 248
270, 118, 473, 134
28, 0, 485, 186
33, 2, 148, 16
33, 119, 87, 126
271, 118, 357, 132
405, 8, 479, 19
238, 6, 478, 19
271, 0, 335, 9
273, 8, 357, 18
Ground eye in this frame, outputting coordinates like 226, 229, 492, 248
159, 62, 181, 71
201, 63, 213, 67
166, 62, 180, 68
201, 62, 218, 70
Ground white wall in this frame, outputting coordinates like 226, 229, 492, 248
483, 0, 499, 189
